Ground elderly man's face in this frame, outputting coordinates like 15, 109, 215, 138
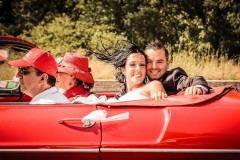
17, 66, 43, 97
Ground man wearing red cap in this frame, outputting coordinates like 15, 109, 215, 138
8, 48, 70, 104
56, 52, 95, 101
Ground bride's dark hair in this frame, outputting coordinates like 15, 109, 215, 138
92, 40, 146, 99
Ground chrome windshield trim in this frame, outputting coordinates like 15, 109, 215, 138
0, 149, 99, 153
101, 148, 240, 153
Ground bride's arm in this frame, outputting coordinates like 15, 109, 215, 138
145, 80, 167, 100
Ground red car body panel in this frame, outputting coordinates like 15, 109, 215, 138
0, 36, 37, 50
97, 88, 240, 160
0, 104, 101, 160
0, 96, 20, 102
1, 86, 240, 160
1, 36, 240, 159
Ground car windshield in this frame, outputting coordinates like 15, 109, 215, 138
0, 47, 26, 84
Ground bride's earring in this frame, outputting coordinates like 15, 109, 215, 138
144, 76, 149, 84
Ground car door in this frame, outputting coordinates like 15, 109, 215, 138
97, 90, 240, 160
97, 101, 171, 160
0, 103, 101, 160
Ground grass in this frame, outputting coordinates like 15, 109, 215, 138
0, 52, 239, 80
0, 62, 18, 80
170, 52, 240, 80
90, 57, 115, 80
91, 52, 240, 80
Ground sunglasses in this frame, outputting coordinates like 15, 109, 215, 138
18, 67, 36, 75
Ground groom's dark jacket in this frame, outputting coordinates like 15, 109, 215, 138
158, 67, 211, 95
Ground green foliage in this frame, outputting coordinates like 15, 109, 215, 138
0, 0, 239, 60
20, 14, 126, 57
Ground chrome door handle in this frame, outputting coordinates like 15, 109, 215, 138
58, 110, 129, 128
58, 118, 96, 128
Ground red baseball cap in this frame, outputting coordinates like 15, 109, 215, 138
8, 47, 57, 77
57, 52, 94, 84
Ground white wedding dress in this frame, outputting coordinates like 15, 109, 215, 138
119, 90, 148, 101
106, 90, 148, 103
73, 90, 148, 104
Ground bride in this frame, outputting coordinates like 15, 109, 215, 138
93, 41, 167, 102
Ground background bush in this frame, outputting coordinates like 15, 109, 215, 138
0, 0, 239, 80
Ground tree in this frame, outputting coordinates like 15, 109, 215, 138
0, 0, 239, 59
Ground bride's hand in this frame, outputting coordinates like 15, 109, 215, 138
151, 91, 167, 100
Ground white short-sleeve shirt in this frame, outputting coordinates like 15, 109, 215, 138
30, 87, 70, 104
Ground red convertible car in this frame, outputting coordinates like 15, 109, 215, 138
0, 36, 240, 160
